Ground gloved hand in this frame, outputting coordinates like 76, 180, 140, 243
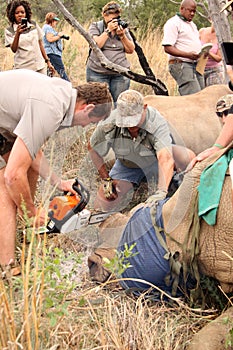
145, 189, 167, 207
103, 177, 117, 200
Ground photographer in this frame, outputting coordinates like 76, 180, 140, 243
86, 1, 135, 105
5, 0, 54, 75
42, 12, 70, 81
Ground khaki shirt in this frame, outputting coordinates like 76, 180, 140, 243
0, 69, 77, 159
90, 106, 172, 169
5, 22, 45, 71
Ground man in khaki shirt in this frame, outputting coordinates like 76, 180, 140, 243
0, 69, 112, 273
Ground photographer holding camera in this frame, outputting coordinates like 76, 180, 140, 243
42, 12, 70, 81
86, 1, 135, 105
5, 0, 54, 75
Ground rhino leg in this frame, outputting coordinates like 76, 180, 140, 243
188, 307, 233, 350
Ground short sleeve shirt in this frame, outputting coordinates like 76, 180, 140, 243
5, 22, 45, 71
0, 69, 77, 159
42, 24, 63, 57
87, 21, 133, 74
162, 15, 202, 62
90, 106, 172, 169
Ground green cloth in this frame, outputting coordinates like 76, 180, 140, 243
198, 149, 233, 226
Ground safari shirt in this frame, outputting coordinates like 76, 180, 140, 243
0, 69, 77, 159
90, 106, 172, 169
162, 14, 202, 63
87, 21, 133, 74
5, 22, 45, 71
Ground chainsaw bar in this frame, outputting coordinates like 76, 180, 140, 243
88, 211, 117, 224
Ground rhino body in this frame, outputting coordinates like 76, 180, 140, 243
144, 84, 232, 154
163, 146, 233, 293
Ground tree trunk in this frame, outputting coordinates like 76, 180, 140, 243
207, 0, 232, 81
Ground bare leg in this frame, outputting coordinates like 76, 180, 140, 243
0, 166, 17, 265
0, 148, 38, 265
27, 167, 39, 200
172, 145, 196, 172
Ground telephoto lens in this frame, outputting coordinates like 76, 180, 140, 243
61, 34, 70, 40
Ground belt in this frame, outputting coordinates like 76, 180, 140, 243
168, 59, 194, 64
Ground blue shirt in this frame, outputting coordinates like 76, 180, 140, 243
118, 201, 173, 295
42, 24, 62, 57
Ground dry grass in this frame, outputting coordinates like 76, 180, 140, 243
0, 23, 228, 350
0, 22, 177, 95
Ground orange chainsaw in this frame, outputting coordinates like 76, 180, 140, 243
46, 178, 115, 234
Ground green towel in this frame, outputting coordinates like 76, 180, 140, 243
198, 149, 233, 226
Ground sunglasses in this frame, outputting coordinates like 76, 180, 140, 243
216, 109, 229, 118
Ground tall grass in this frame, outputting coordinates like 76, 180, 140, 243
0, 22, 177, 95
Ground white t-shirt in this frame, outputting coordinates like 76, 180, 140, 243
162, 15, 202, 62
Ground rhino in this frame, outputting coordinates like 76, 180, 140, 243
89, 144, 233, 290
144, 84, 232, 154
88, 143, 233, 350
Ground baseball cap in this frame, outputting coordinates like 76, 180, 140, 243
216, 94, 233, 112
220, 0, 233, 12
53, 16, 60, 21
116, 90, 144, 127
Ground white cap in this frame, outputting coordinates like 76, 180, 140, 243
116, 90, 144, 127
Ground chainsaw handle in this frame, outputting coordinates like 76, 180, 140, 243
72, 178, 90, 213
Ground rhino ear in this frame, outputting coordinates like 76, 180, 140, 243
88, 247, 115, 283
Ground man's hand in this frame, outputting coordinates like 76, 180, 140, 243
103, 178, 118, 200
145, 189, 168, 207
58, 179, 76, 195
187, 52, 200, 60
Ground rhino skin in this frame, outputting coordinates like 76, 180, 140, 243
144, 84, 232, 154
187, 306, 233, 350
163, 145, 233, 294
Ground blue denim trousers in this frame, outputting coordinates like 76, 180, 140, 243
48, 53, 70, 81
169, 61, 204, 95
86, 66, 130, 104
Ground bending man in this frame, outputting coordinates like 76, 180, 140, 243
0, 69, 112, 271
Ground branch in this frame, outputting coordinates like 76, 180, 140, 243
52, 0, 168, 95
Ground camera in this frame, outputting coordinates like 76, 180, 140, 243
60, 34, 70, 40
21, 18, 27, 27
117, 16, 128, 29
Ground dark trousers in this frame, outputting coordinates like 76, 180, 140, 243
48, 53, 70, 81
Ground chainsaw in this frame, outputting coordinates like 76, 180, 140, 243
46, 178, 116, 234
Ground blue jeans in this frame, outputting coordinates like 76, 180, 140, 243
48, 53, 70, 81
109, 159, 158, 195
169, 61, 204, 95
86, 67, 130, 104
